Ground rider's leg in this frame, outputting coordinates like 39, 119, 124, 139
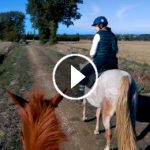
79, 63, 95, 96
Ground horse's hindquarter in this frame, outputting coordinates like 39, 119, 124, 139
101, 70, 131, 100
86, 69, 132, 108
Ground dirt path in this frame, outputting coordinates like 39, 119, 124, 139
26, 43, 105, 150
26, 42, 150, 150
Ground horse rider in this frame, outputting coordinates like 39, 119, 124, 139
79, 16, 119, 96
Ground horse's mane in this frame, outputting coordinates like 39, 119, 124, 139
9, 90, 67, 150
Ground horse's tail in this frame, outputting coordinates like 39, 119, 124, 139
116, 76, 137, 150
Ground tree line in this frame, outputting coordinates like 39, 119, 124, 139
25, 33, 80, 42
80, 34, 150, 41
117, 34, 150, 41
0, 11, 25, 42
0, 0, 83, 43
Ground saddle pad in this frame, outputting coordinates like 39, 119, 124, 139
86, 67, 116, 88
86, 72, 101, 88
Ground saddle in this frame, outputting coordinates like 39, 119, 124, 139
86, 64, 118, 88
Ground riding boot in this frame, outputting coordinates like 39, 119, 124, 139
78, 85, 85, 97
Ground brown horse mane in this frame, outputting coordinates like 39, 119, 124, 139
8, 90, 67, 150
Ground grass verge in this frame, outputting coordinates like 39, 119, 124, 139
0, 46, 32, 150
119, 58, 150, 94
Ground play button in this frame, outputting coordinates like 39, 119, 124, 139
71, 65, 85, 89
52, 54, 98, 100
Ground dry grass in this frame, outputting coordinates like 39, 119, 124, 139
0, 42, 12, 51
119, 41, 150, 64
59, 40, 150, 65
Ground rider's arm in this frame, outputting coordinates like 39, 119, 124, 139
111, 33, 119, 54
90, 34, 100, 58
112, 37, 119, 54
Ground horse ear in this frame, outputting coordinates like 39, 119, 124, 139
50, 89, 67, 107
8, 91, 28, 107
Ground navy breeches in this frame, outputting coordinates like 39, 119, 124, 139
80, 57, 118, 86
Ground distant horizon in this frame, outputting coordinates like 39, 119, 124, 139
26, 32, 150, 35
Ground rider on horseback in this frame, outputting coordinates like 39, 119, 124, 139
79, 16, 119, 95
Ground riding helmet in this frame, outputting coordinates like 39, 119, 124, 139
92, 16, 108, 26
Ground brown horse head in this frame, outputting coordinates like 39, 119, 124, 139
8, 90, 67, 150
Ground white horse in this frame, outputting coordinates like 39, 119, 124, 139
82, 69, 138, 150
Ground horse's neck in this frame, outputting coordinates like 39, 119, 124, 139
22, 108, 65, 150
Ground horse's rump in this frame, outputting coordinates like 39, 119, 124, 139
85, 69, 132, 108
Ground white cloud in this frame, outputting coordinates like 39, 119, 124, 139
67, 4, 101, 32
117, 5, 137, 19
74, 4, 101, 30
90, 4, 101, 17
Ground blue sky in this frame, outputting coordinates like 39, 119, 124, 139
0, 0, 150, 34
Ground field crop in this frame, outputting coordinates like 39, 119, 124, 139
59, 40, 150, 65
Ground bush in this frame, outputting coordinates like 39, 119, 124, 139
25, 33, 39, 40
24, 33, 81, 43
0, 11, 25, 42
57, 34, 80, 41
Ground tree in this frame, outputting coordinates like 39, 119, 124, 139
0, 11, 25, 42
26, 0, 83, 43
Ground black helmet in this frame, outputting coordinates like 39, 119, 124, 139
92, 16, 108, 26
